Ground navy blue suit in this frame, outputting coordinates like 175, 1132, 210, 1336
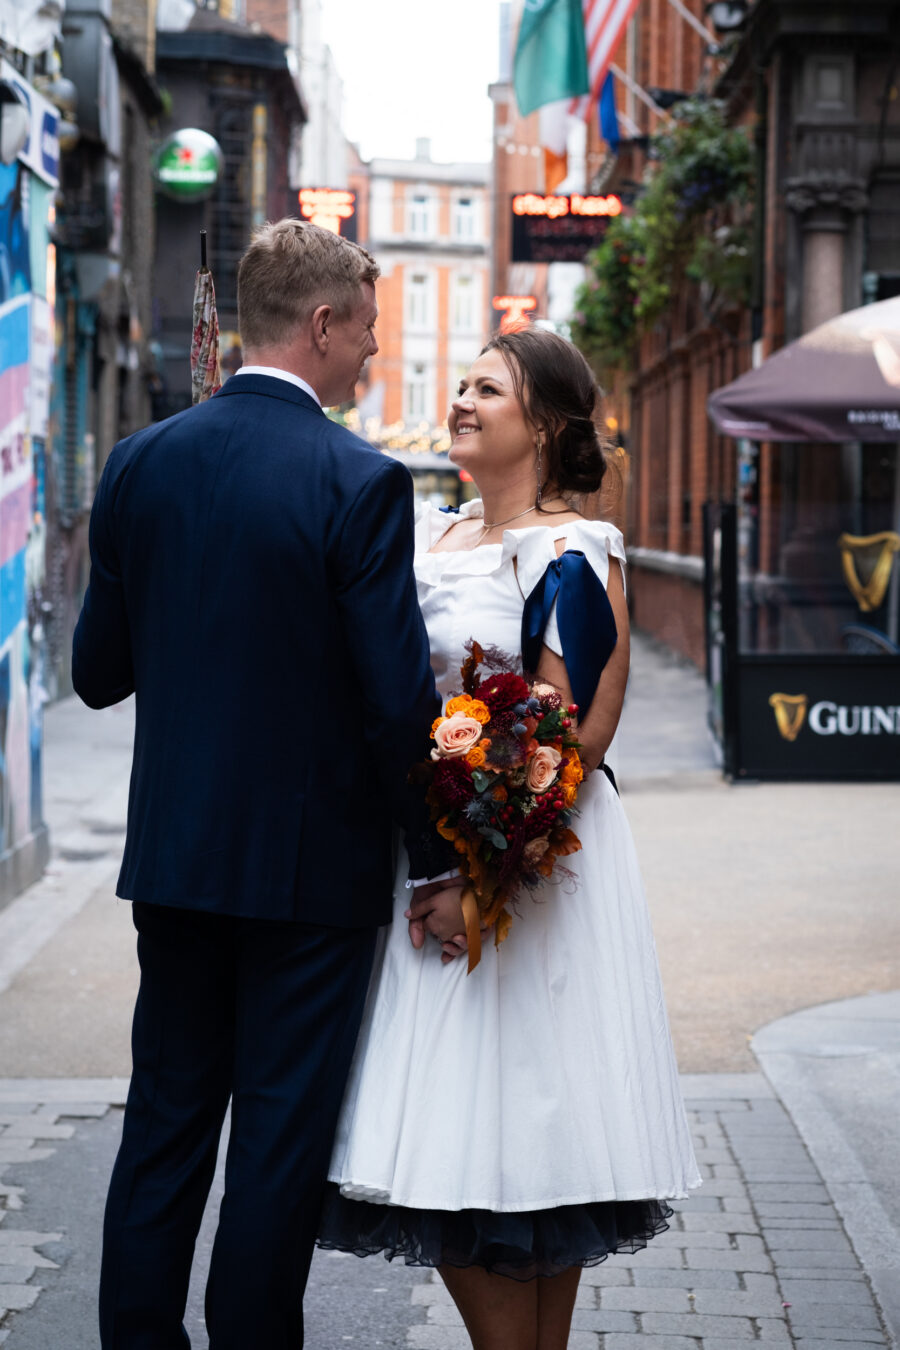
73, 375, 446, 1348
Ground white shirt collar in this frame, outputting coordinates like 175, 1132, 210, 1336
233, 365, 322, 407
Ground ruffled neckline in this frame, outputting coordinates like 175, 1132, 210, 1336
414, 501, 626, 594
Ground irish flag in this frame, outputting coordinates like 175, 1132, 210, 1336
513, 0, 591, 117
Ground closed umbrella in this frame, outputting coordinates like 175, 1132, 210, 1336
191, 230, 221, 405
708, 294, 900, 443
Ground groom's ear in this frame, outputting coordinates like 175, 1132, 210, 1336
312, 303, 332, 354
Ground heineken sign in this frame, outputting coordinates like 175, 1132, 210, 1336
153, 129, 223, 202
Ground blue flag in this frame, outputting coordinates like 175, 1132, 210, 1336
599, 71, 620, 151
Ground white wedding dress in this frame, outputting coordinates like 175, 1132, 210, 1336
319, 501, 700, 1275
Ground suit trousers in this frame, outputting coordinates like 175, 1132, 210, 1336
99, 901, 377, 1350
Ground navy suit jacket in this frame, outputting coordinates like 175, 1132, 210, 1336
72, 374, 447, 927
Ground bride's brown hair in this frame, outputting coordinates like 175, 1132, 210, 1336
480, 328, 608, 502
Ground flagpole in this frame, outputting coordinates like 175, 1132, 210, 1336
610, 63, 671, 120
664, 0, 719, 47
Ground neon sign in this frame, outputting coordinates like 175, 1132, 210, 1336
297, 188, 357, 239
492, 295, 537, 333
512, 193, 622, 219
510, 193, 623, 263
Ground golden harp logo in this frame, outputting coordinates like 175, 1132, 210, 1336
769, 693, 808, 743
837, 532, 900, 613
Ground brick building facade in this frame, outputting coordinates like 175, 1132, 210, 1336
352, 141, 490, 430
584, 0, 900, 667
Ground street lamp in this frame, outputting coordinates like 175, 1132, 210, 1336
705, 1, 749, 31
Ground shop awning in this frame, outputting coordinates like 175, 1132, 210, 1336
708, 295, 900, 443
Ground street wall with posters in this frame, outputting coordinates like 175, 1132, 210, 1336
0, 68, 57, 905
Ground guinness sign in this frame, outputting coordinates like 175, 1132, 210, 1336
740, 660, 900, 780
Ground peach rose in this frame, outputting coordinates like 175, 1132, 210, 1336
431, 711, 484, 760
525, 744, 562, 793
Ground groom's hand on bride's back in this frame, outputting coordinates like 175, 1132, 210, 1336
406, 881, 469, 963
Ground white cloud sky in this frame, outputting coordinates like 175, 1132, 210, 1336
319, 0, 503, 164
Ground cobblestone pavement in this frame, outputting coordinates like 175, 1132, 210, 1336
0, 1074, 892, 1349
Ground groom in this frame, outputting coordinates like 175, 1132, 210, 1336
73, 219, 459, 1349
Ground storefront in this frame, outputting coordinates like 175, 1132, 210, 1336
705, 296, 900, 781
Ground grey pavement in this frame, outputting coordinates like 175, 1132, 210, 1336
0, 635, 896, 1347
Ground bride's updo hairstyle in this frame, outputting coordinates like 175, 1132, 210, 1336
481, 327, 607, 503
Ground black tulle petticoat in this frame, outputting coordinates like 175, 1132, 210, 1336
317, 1183, 673, 1281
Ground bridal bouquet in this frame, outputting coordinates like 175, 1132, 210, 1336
418, 641, 583, 973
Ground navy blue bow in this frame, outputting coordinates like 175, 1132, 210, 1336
520, 550, 618, 716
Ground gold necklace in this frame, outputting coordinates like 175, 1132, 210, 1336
475, 498, 566, 545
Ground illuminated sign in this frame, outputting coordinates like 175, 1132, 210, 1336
511, 192, 623, 263
153, 129, 224, 202
492, 295, 537, 333
297, 187, 358, 240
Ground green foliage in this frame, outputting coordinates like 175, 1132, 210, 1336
572, 100, 754, 375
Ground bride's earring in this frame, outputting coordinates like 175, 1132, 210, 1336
536, 434, 544, 507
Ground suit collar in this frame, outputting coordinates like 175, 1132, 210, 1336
215, 373, 325, 415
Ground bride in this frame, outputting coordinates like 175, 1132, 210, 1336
318, 327, 700, 1350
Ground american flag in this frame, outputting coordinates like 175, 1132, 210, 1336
571, 0, 641, 116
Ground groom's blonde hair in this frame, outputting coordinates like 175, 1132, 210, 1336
238, 219, 380, 348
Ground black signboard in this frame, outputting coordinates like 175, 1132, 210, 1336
510, 192, 622, 263
736, 657, 900, 781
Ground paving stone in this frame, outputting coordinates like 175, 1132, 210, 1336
580, 1263, 632, 1286
640, 1312, 756, 1337
691, 1179, 751, 1199
0, 1232, 61, 1247
1, 1121, 75, 1140
0, 1110, 36, 1121
722, 1195, 754, 1213
678, 1212, 759, 1233
0, 1266, 35, 1284
754, 1318, 794, 1342
791, 1340, 887, 1349
767, 1231, 855, 1252
775, 1267, 866, 1282
684, 1249, 773, 1272
754, 1204, 845, 1221
763, 1218, 842, 1230
740, 1166, 823, 1183
599, 1287, 692, 1313
672, 1195, 723, 1213
772, 1250, 861, 1270
741, 1273, 782, 1296
692, 1148, 735, 1165
789, 1331, 887, 1345
570, 1308, 639, 1332
749, 1184, 831, 1204
604, 1338, 696, 1350
0, 1286, 39, 1311
691, 1289, 787, 1317
785, 1302, 883, 1329
407, 1328, 474, 1349
780, 1280, 875, 1305
0, 1145, 55, 1164
0, 1247, 56, 1268
631, 1266, 740, 1290
655, 1229, 731, 1248
424, 1303, 467, 1325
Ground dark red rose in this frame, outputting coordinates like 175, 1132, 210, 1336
476, 672, 531, 713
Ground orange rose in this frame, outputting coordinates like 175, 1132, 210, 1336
466, 739, 491, 769
431, 711, 484, 760
445, 694, 491, 725
525, 745, 562, 793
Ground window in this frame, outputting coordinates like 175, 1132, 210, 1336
407, 191, 433, 237
452, 274, 478, 332
406, 271, 433, 330
405, 363, 428, 421
453, 195, 477, 239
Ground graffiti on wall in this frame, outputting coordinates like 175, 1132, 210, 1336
0, 160, 45, 861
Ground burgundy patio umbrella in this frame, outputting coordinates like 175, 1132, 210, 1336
708, 294, 900, 443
